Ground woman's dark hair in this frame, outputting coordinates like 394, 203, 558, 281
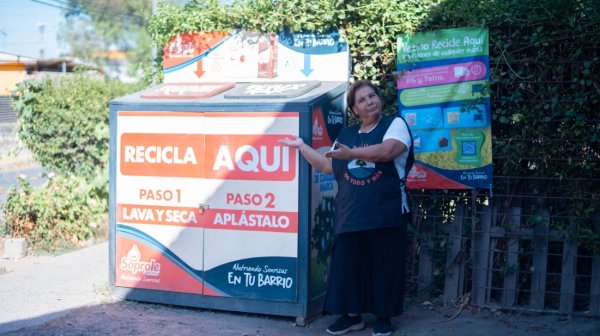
346, 80, 380, 110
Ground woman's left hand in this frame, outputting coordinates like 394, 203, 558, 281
325, 142, 353, 160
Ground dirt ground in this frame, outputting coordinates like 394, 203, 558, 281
0, 239, 599, 336
1, 231, 599, 335
2, 289, 599, 336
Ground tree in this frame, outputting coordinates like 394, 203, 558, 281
58, 0, 168, 82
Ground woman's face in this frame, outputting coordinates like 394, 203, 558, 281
352, 85, 382, 122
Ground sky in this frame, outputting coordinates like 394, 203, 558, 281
0, 0, 199, 60
0, 0, 67, 59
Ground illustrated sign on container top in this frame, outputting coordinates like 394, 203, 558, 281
224, 81, 321, 99
163, 29, 350, 83
397, 27, 493, 189
139, 82, 235, 99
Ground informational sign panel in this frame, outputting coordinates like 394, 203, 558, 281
163, 29, 349, 83
397, 27, 493, 189
308, 95, 345, 299
115, 111, 300, 301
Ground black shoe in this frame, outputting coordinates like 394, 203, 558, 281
326, 314, 365, 335
372, 317, 393, 336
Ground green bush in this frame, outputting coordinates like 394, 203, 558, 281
4, 74, 143, 252
2, 174, 107, 253
11, 75, 143, 182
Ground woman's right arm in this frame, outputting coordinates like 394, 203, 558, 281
279, 137, 333, 174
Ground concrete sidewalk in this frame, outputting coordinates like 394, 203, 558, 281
0, 242, 108, 334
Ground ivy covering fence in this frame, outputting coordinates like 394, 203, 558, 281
148, 0, 599, 246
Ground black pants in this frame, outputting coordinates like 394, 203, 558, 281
323, 222, 408, 317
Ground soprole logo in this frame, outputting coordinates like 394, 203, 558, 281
312, 117, 323, 139
120, 133, 296, 180
407, 165, 427, 180
119, 244, 161, 276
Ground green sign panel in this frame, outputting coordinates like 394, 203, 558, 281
397, 27, 493, 190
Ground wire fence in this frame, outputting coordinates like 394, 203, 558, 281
405, 176, 600, 316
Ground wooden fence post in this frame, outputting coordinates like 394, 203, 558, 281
589, 213, 600, 316
559, 221, 577, 313
444, 204, 465, 301
502, 207, 521, 307
473, 205, 493, 305
417, 219, 434, 301
530, 208, 550, 309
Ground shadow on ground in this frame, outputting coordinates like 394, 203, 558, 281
2, 297, 599, 336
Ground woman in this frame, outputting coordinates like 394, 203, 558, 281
280, 80, 414, 336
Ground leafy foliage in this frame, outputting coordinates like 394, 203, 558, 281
4, 74, 142, 252
11, 75, 141, 181
2, 174, 106, 252
424, 0, 600, 248
58, 0, 185, 81
147, 0, 441, 91
147, 0, 599, 249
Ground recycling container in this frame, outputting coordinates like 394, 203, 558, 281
109, 80, 346, 324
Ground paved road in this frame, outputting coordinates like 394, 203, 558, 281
0, 242, 108, 334
0, 166, 45, 206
